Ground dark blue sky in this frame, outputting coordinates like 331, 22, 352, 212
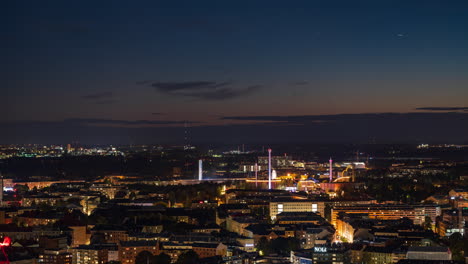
2, 0, 468, 144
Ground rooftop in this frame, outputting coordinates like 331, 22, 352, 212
407, 246, 449, 253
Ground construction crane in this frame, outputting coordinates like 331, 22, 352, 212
341, 164, 356, 182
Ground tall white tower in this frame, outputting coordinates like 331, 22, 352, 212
268, 148, 272, 189
254, 163, 258, 188
329, 158, 333, 183
198, 159, 203, 181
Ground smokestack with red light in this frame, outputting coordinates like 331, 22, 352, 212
268, 148, 272, 189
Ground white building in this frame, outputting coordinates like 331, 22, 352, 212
406, 246, 451, 260
269, 199, 326, 220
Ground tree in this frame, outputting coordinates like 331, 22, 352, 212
154, 253, 171, 264
103, 178, 112, 184
448, 232, 466, 261
256, 237, 300, 256
167, 191, 176, 204
423, 216, 433, 230
256, 237, 270, 255
449, 232, 463, 242
270, 237, 300, 255
38, 202, 53, 212
135, 251, 155, 264
324, 204, 332, 222
114, 190, 127, 199
176, 250, 199, 264
14, 184, 29, 194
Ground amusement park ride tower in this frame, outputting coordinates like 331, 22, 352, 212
0, 237, 11, 264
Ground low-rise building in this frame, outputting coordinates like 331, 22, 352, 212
269, 199, 326, 220
90, 225, 128, 244
39, 249, 73, 264
406, 246, 452, 261
291, 246, 350, 264
303, 228, 333, 249
275, 212, 326, 225
331, 204, 440, 226
226, 215, 257, 236
118, 241, 159, 264
71, 244, 118, 264
449, 189, 468, 200
160, 242, 193, 263
192, 243, 227, 259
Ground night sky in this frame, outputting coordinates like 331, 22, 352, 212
3, 1, 468, 144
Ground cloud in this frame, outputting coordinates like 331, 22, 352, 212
291, 81, 309, 86
152, 81, 230, 92
150, 81, 261, 100
95, 100, 117, 105
82, 92, 113, 100
1, 118, 198, 128
185, 85, 262, 100
63, 118, 195, 126
222, 112, 468, 125
2, 112, 467, 144
221, 114, 333, 123
216, 112, 468, 144
415, 107, 468, 111
136, 80, 152, 85
81, 92, 116, 104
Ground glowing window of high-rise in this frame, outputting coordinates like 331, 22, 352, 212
278, 204, 283, 213
312, 204, 318, 212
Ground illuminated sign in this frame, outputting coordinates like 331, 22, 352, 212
314, 247, 327, 253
